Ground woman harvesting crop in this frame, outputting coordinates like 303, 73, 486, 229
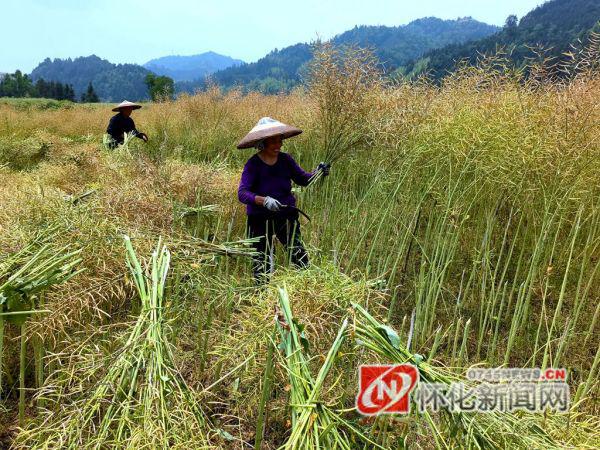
237, 117, 329, 283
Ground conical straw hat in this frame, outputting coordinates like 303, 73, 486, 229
237, 117, 302, 149
112, 100, 142, 112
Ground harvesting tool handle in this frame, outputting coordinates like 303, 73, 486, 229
280, 205, 311, 222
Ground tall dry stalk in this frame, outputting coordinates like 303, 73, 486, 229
305, 43, 381, 183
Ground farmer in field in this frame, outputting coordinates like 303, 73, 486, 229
105, 100, 148, 149
237, 117, 330, 283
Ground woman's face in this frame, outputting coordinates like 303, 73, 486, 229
263, 136, 283, 154
120, 106, 134, 117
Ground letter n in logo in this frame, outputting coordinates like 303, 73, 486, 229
357, 364, 419, 415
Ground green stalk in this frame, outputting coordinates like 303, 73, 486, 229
255, 326, 276, 450
388, 205, 422, 321
199, 299, 215, 374
553, 316, 570, 368
34, 295, 45, 401
542, 209, 581, 370
0, 316, 3, 398
428, 325, 444, 361
458, 318, 471, 365
451, 317, 462, 366
33, 333, 44, 410
574, 343, 600, 405
19, 322, 27, 426
475, 212, 494, 358
584, 301, 600, 346
489, 281, 508, 361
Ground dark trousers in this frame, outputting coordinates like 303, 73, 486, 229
247, 214, 309, 283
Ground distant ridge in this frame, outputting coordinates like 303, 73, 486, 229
144, 51, 244, 82
184, 17, 499, 93
25, 15, 505, 99
404, 0, 600, 79
185, 17, 500, 93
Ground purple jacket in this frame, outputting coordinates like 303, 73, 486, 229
238, 152, 313, 216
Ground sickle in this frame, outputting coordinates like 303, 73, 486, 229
281, 205, 311, 222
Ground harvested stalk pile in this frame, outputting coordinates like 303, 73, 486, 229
275, 286, 379, 450
16, 237, 214, 449
0, 227, 83, 324
0, 226, 83, 414
169, 234, 258, 260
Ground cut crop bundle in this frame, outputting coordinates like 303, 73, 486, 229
0, 227, 83, 327
275, 286, 381, 450
0, 226, 82, 421
16, 237, 214, 449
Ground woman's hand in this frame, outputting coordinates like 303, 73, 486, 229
261, 196, 283, 211
317, 162, 331, 176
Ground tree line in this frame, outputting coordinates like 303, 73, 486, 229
1, 69, 175, 103
0, 70, 101, 102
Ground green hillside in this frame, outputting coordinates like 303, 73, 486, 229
403, 0, 600, 79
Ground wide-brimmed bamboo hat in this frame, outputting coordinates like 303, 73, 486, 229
112, 100, 142, 112
237, 117, 302, 149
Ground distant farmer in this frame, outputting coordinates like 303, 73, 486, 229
237, 117, 330, 283
105, 100, 148, 149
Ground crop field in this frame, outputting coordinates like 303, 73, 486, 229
0, 46, 599, 449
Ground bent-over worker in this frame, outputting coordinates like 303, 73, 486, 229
106, 100, 148, 148
237, 117, 330, 283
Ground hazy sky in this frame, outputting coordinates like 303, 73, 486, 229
1, 0, 545, 73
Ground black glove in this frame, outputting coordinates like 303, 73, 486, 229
317, 162, 331, 176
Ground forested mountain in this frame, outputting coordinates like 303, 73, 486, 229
30, 56, 152, 102
144, 51, 243, 82
403, 0, 600, 79
334, 17, 499, 69
195, 43, 314, 94
180, 17, 499, 94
